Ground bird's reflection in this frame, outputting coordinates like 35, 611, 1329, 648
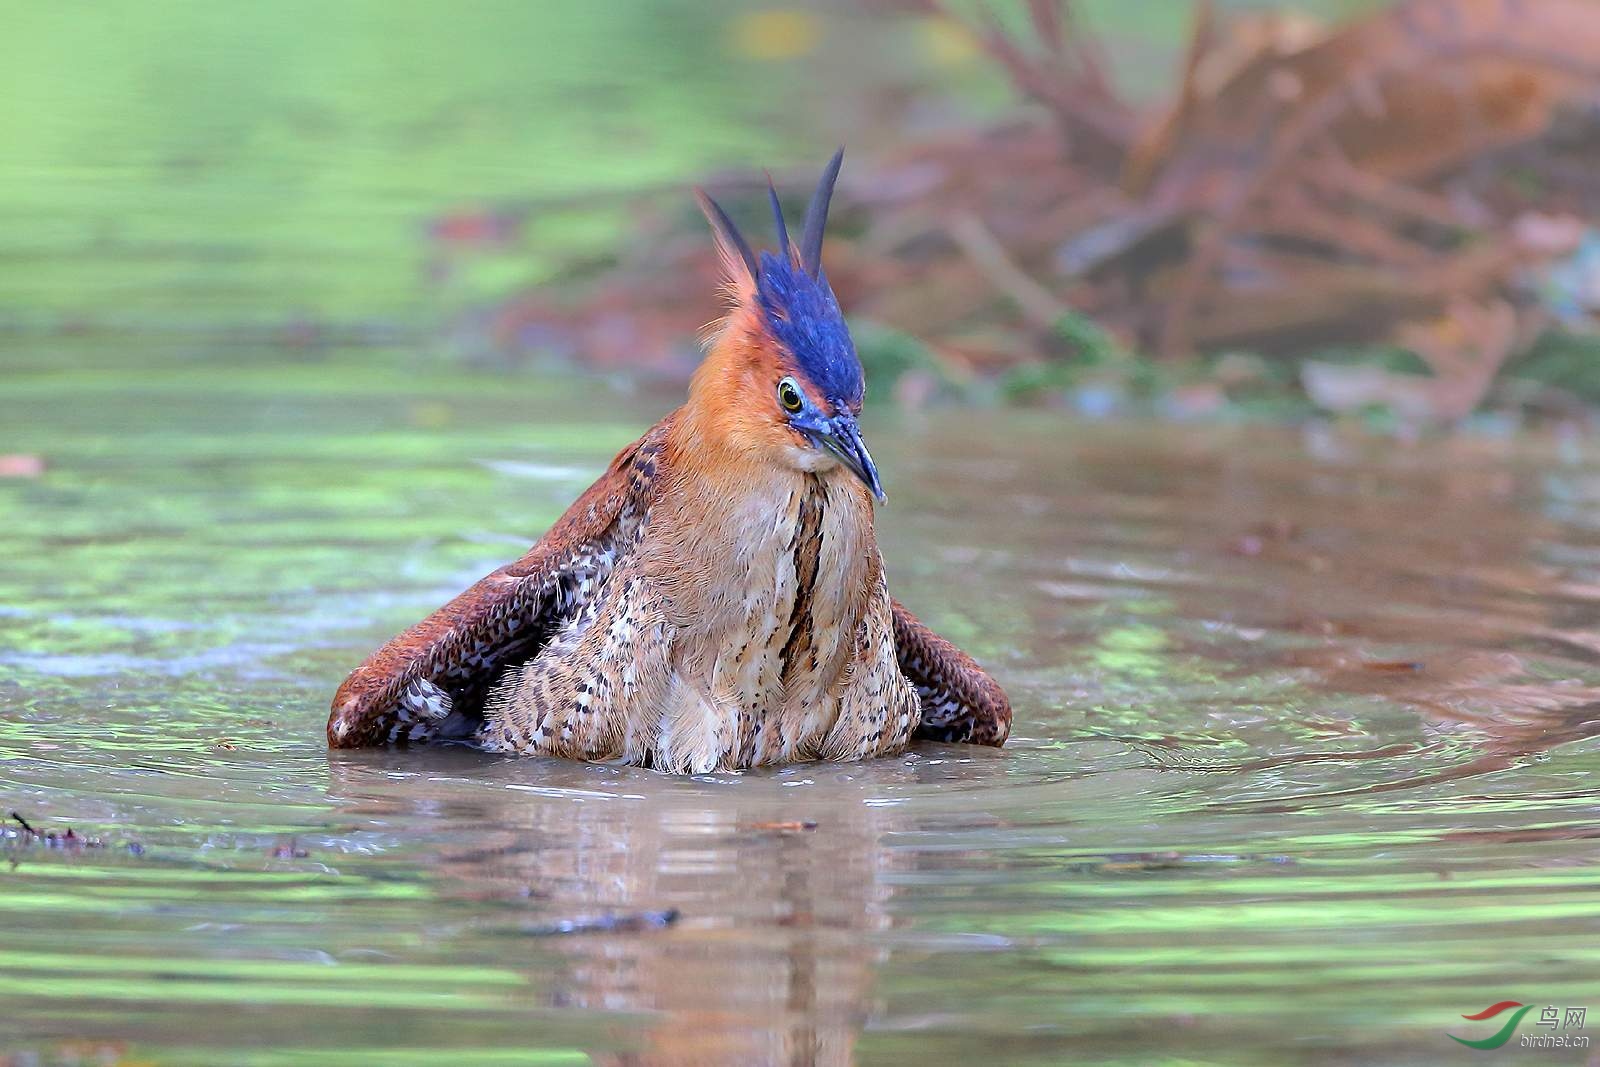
328, 750, 997, 1066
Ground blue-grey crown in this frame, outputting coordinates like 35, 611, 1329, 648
755, 254, 861, 410
696, 149, 864, 411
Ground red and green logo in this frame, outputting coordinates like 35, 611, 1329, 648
1452, 1002, 1590, 1050
1451, 1002, 1535, 1049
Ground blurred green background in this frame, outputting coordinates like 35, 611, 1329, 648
0, 0, 1365, 342
4, 0, 786, 328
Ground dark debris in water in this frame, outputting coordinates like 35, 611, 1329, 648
5, 811, 145, 862
267, 839, 311, 859
1361, 660, 1426, 673
1071, 851, 1297, 876
10, 810, 102, 849
519, 908, 680, 938
1227, 518, 1304, 558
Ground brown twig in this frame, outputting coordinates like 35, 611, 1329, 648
1159, 27, 1600, 356
917, 0, 1135, 161
946, 210, 1070, 329
1302, 143, 1469, 229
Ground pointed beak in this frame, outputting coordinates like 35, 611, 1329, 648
816, 412, 885, 502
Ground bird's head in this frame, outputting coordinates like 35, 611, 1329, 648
687, 149, 883, 502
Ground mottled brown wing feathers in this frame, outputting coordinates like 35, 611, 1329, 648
326, 415, 675, 748
892, 599, 1012, 747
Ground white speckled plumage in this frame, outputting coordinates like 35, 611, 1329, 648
478, 433, 917, 772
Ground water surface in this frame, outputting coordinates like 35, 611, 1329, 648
4, 349, 1599, 1064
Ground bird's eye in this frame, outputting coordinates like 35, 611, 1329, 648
777, 377, 804, 413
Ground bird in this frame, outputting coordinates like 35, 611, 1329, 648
327, 150, 1011, 773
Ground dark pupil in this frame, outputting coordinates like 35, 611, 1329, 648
781, 383, 800, 409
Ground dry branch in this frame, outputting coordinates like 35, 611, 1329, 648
478, 0, 1600, 420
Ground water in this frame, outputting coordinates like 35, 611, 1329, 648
4, 347, 1599, 1064
5, 1, 1598, 1061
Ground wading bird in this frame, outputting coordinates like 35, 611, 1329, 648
327, 151, 1010, 772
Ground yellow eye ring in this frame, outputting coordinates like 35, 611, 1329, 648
777, 376, 804, 413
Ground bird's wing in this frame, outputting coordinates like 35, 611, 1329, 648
327, 415, 676, 748
891, 599, 1012, 746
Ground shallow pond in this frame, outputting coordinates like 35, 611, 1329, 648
4, 348, 1599, 1064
